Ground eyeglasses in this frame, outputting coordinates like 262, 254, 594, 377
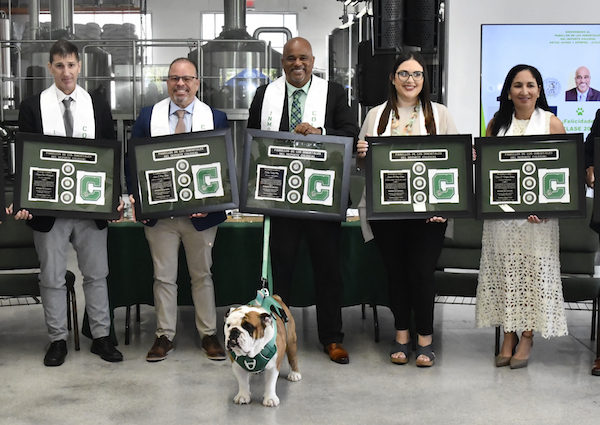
167, 75, 197, 83
396, 71, 424, 82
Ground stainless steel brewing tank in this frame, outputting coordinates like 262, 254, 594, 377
189, 31, 282, 178
24, 47, 53, 101
189, 30, 282, 110
80, 46, 112, 106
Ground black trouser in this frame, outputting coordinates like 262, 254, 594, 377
268, 216, 344, 346
370, 219, 446, 336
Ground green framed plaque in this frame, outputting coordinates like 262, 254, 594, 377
475, 134, 585, 219
591, 137, 600, 223
0, 142, 5, 220
13, 132, 121, 220
240, 129, 353, 221
365, 134, 475, 220
129, 128, 238, 220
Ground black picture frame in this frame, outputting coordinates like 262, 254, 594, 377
592, 137, 600, 223
365, 134, 475, 220
476, 133, 586, 220
13, 132, 122, 220
0, 142, 5, 221
129, 128, 239, 220
240, 129, 353, 221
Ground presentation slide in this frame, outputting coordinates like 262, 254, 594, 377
481, 24, 600, 138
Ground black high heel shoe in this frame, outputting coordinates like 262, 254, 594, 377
495, 333, 519, 367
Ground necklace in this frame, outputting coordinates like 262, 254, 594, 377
513, 118, 530, 135
402, 104, 419, 135
391, 103, 420, 136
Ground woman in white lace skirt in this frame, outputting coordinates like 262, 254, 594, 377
475, 64, 568, 369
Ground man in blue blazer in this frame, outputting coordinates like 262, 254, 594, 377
130, 57, 228, 362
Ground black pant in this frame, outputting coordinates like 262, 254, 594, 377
268, 216, 344, 346
370, 219, 446, 336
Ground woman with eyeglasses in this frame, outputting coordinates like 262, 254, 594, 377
356, 52, 458, 367
475, 64, 568, 369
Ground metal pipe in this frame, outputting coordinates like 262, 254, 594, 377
223, 0, 246, 32
49, 0, 74, 37
252, 27, 293, 42
0, 13, 13, 115
132, 39, 137, 119
29, 0, 40, 40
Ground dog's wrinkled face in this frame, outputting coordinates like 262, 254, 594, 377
225, 306, 274, 358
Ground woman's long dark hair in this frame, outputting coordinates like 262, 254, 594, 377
377, 51, 436, 136
490, 64, 552, 136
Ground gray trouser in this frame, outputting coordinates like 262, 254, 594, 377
144, 217, 218, 341
34, 218, 110, 342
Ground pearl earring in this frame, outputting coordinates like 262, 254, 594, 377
508, 94, 512, 100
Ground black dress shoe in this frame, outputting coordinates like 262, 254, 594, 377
44, 340, 67, 367
91, 336, 123, 362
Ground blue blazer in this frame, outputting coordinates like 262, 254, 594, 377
130, 102, 229, 231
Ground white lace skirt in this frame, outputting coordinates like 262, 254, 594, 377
475, 219, 568, 338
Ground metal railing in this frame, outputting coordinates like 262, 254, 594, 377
0, 37, 278, 123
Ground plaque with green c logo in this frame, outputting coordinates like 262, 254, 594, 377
475, 133, 585, 219
0, 141, 5, 220
129, 128, 238, 220
240, 129, 353, 221
365, 134, 475, 220
13, 132, 121, 220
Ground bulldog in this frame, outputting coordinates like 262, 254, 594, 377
225, 293, 301, 407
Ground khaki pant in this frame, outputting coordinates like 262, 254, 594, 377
144, 217, 218, 340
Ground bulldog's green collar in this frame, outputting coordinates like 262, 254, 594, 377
230, 289, 285, 373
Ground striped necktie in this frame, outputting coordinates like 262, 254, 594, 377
289, 89, 302, 132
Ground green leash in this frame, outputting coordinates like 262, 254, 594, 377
228, 215, 282, 373
261, 216, 273, 294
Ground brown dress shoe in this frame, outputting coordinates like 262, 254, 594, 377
202, 334, 227, 361
146, 335, 173, 362
592, 357, 600, 376
324, 343, 349, 364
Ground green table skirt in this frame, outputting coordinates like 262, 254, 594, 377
106, 220, 390, 312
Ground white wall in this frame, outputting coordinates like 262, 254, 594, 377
447, 0, 600, 137
146, 0, 345, 70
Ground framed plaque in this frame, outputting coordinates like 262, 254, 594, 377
0, 143, 5, 220
129, 128, 238, 220
475, 134, 585, 219
240, 129, 353, 221
13, 132, 121, 220
365, 134, 475, 220
592, 137, 600, 223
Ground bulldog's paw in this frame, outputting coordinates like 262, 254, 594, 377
263, 394, 280, 407
287, 371, 302, 382
233, 392, 251, 404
